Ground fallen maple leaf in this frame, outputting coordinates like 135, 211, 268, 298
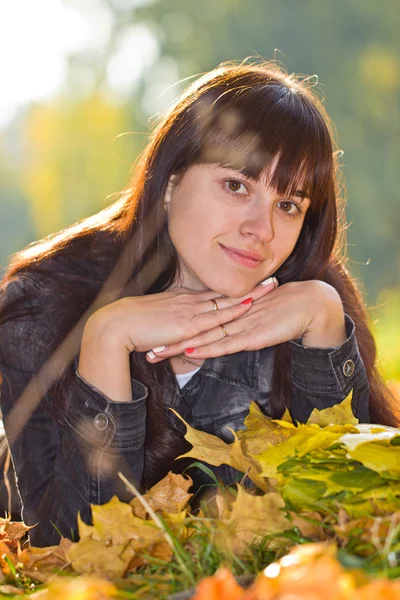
237, 401, 295, 456
66, 496, 168, 577
172, 410, 267, 491
130, 472, 192, 519
0, 517, 33, 545
65, 478, 195, 579
89, 497, 161, 547
19, 537, 72, 583
215, 486, 292, 554
66, 537, 135, 579
171, 410, 233, 466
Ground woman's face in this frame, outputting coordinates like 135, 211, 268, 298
165, 162, 311, 297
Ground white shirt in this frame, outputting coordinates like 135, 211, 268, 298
175, 366, 201, 389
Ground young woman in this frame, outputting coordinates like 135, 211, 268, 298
0, 62, 397, 547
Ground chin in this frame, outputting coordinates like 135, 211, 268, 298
208, 279, 256, 298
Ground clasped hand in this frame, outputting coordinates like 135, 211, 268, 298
146, 279, 347, 364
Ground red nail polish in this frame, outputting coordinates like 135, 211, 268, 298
241, 297, 253, 305
186, 348, 195, 353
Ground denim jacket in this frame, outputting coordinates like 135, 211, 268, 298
0, 272, 370, 547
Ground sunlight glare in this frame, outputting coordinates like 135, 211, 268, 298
0, 0, 105, 127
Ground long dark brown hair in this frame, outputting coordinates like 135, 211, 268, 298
1, 61, 398, 489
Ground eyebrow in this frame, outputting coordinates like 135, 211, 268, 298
217, 166, 310, 200
292, 190, 309, 201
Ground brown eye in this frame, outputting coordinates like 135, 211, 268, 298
280, 201, 293, 212
277, 200, 301, 216
225, 179, 247, 195
228, 180, 241, 192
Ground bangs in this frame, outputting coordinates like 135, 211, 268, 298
194, 83, 334, 205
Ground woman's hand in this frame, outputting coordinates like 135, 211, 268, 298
147, 280, 347, 362
85, 277, 278, 355
78, 278, 277, 402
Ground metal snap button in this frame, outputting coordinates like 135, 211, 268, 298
343, 359, 355, 377
94, 413, 108, 431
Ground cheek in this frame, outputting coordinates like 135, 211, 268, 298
274, 220, 305, 261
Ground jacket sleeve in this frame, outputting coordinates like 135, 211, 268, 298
0, 275, 148, 547
289, 314, 370, 423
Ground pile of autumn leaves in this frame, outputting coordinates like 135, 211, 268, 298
1, 392, 400, 599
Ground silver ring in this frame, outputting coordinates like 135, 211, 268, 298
220, 324, 229, 338
210, 299, 219, 311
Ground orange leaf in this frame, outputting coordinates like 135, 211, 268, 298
192, 567, 245, 600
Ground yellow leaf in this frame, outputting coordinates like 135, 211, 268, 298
307, 390, 359, 426
67, 538, 135, 578
163, 510, 192, 542
256, 425, 342, 478
172, 409, 232, 466
215, 486, 291, 554
76, 514, 94, 541
227, 429, 268, 492
90, 497, 161, 547
67, 495, 173, 577
172, 409, 267, 491
281, 408, 294, 424
346, 443, 400, 476
130, 472, 192, 519
237, 401, 294, 455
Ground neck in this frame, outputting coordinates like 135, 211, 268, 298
169, 354, 205, 374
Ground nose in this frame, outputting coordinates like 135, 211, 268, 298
239, 201, 275, 243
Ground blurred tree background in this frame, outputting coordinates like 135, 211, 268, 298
0, 0, 399, 385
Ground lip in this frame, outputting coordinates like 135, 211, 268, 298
220, 244, 263, 268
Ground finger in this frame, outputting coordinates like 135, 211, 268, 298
191, 296, 253, 329
153, 321, 238, 358
145, 352, 168, 364
147, 301, 250, 359
199, 276, 278, 311
146, 350, 168, 365
237, 276, 278, 303
184, 332, 249, 359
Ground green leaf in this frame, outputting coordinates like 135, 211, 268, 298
330, 466, 382, 489
280, 478, 329, 512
